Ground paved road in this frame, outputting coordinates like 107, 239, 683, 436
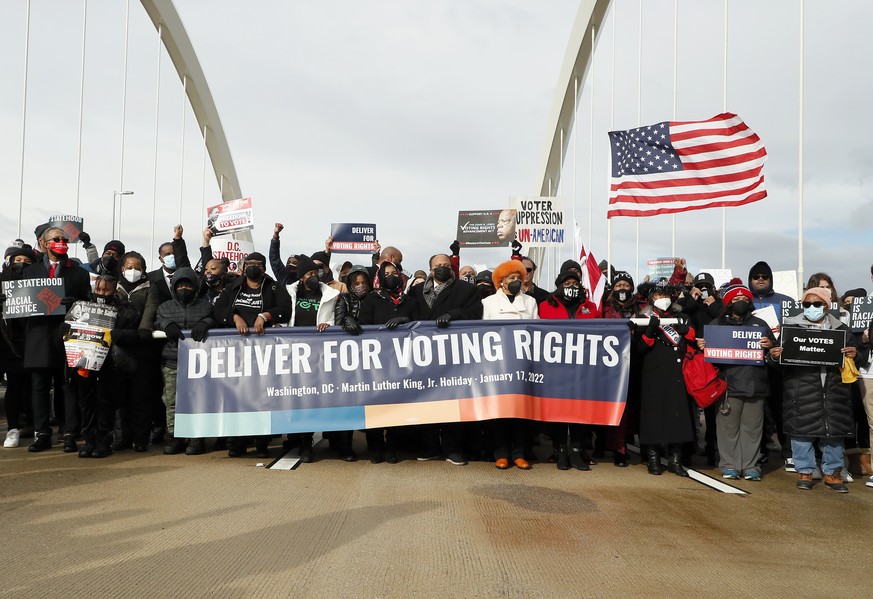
1, 436, 870, 599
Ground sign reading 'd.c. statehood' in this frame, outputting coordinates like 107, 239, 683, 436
173, 320, 631, 438
1, 278, 66, 319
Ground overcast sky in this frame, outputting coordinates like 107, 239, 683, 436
1, 0, 871, 296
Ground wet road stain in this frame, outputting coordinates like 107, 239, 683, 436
471, 483, 598, 514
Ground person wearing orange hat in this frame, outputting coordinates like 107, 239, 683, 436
704, 285, 777, 481
767, 286, 858, 492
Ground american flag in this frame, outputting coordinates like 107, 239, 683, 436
607, 113, 767, 218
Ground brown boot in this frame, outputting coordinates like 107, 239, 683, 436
860, 453, 872, 476
823, 468, 849, 493
796, 473, 814, 490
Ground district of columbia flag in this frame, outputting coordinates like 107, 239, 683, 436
607, 113, 767, 218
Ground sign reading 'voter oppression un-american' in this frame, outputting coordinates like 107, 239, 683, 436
174, 320, 631, 438
703, 326, 765, 366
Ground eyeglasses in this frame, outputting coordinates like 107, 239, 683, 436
48, 237, 68, 243
525, 268, 533, 273
801, 301, 824, 308
751, 274, 769, 281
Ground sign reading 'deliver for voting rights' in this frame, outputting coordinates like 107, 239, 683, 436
779, 326, 846, 367
47, 215, 84, 243
1, 279, 66, 319
456, 210, 514, 247
206, 198, 254, 236
209, 238, 255, 273
329, 223, 378, 254
704, 326, 765, 366
509, 197, 565, 247
173, 320, 631, 438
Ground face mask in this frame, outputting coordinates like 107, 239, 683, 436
286, 264, 298, 277
90, 293, 115, 305
162, 254, 176, 271
318, 269, 331, 282
461, 274, 475, 284
11, 263, 26, 275
205, 273, 223, 287
383, 274, 402, 291
803, 305, 825, 322
731, 300, 751, 316
562, 286, 580, 300
433, 266, 452, 282
352, 283, 369, 298
245, 265, 264, 281
122, 269, 142, 284
102, 255, 119, 271
478, 286, 496, 299
616, 290, 630, 303
175, 288, 195, 304
506, 280, 523, 296
49, 241, 68, 256
699, 288, 710, 300
653, 298, 672, 311
305, 275, 320, 291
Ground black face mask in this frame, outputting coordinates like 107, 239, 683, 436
102, 255, 119, 271
561, 286, 580, 300
11, 263, 26, 275
506, 280, 523, 296
731, 300, 751, 316
205, 273, 223, 287
304, 275, 320, 291
433, 266, 452, 282
383, 274, 402, 291
90, 293, 116, 305
615, 290, 630, 303
478, 285, 495, 299
176, 288, 195, 304
245, 265, 264, 281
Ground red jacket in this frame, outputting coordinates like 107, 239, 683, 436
538, 296, 600, 319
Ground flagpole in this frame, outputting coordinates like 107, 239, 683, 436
636, 0, 642, 283
671, 0, 677, 257
797, 0, 805, 296
574, 76, 579, 259
721, 0, 728, 269
607, 1, 616, 275
588, 25, 595, 253
17, 0, 31, 239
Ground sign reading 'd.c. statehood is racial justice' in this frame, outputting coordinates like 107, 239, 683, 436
173, 320, 631, 438
779, 326, 846, 368
1, 278, 66, 319
329, 223, 378, 254
848, 296, 873, 332
703, 326, 765, 366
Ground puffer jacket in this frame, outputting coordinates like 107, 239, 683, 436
776, 313, 856, 438
708, 312, 775, 398
334, 266, 372, 324
155, 297, 215, 369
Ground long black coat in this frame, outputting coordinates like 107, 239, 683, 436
636, 309, 696, 445
358, 291, 417, 325
408, 278, 483, 322
22, 259, 91, 370
777, 314, 856, 438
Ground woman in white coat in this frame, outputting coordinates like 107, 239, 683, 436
481, 260, 538, 469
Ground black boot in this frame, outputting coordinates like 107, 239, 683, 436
78, 435, 95, 458
613, 451, 628, 467
163, 435, 187, 455
92, 435, 113, 458
62, 434, 78, 453
227, 438, 247, 457
255, 437, 270, 459
569, 446, 591, 471
667, 446, 689, 477
646, 447, 664, 475
186, 438, 205, 455
556, 446, 571, 470
299, 435, 313, 463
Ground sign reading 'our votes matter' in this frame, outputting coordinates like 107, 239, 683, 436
779, 326, 846, 367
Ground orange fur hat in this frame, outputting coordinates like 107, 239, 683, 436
492, 259, 527, 289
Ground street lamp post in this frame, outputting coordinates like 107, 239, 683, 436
112, 190, 134, 239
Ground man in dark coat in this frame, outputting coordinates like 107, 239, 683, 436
23, 226, 91, 451
408, 253, 483, 465
768, 286, 858, 493
147, 225, 192, 304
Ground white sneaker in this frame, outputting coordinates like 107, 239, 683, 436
784, 458, 796, 472
866, 476, 873, 488
843, 470, 854, 483
4, 429, 20, 448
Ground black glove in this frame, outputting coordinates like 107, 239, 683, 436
110, 328, 136, 346
627, 320, 638, 331
385, 316, 410, 329
673, 322, 689, 336
0, 292, 6, 305
78, 231, 91, 247
60, 296, 77, 307
343, 316, 362, 336
511, 239, 523, 256
436, 313, 452, 328
164, 322, 184, 343
449, 240, 460, 256
191, 320, 210, 342
644, 314, 660, 338
59, 322, 72, 337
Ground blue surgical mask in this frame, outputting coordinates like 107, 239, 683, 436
803, 305, 825, 321
162, 254, 176, 271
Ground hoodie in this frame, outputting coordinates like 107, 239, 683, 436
747, 261, 794, 322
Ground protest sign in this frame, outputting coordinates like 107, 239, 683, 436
772, 270, 799, 300
63, 301, 117, 371
752, 305, 780, 337
509, 197, 565, 247
703, 326, 765, 366
210, 238, 255, 273
329, 223, 378, 254
456, 210, 513, 247
780, 300, 839, 322
47, 215, 84, 243
647, 257, 682, 280
698, 268, 732, 288
206, 198, 254, 236
174, 320, 631, 438
779, 326, 846, 367
1, 279, 65, 318
848, 296, 873, 332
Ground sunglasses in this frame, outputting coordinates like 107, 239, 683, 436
751, 274, 769, 280
801, 301, 824, 308
525, 268, 533, 273
48, 237, 68, 243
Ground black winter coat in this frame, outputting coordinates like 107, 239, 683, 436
22, 258, 91, 370
777, 314, 856, 438
408, 278, 483, 322
213, 274, 292, 326
708, 313, 775, 399
358, 291, 417, 325
155, 298, 216, 368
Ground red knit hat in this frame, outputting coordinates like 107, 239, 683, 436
722, 284, 754, 306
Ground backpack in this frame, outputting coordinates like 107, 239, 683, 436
683, 348, 727, 408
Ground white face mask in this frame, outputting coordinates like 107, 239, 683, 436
653, 297, 672, 311
123, 269, 142, 284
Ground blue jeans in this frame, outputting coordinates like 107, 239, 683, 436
791, 436, 845, 475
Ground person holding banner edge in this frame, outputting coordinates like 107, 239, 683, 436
767, 286, 857, 492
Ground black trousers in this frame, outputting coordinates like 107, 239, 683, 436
487, 419, 528, 460
69, 370, 115, 441
31, 367, 67, 436
4, 369, 31, 430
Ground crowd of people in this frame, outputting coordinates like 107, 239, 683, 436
2, 219, 872, 494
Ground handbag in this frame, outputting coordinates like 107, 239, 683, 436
683, 348, 727, 408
